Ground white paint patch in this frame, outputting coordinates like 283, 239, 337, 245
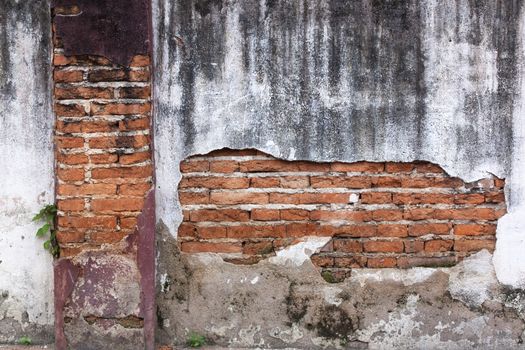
350, 268, 437, 287
448, 250, 498, 307
322, 286, 343, 306
268, 237, 331, 267
250, 276, 259, 285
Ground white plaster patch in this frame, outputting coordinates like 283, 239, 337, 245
322, 286, 343, 306
268, 237, 331, 267
448, 250, 498, 307
349, 268, 438, 287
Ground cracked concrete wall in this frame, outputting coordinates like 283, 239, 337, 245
0, 0, 54, 344
154, 0, 525, 288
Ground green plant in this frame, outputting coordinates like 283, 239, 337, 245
33, 204, 59, 258
186, 332, 206, 348
17, 336, 32, 345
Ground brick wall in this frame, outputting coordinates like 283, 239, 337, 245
53, 16, 153, 255
178, 149, 506, 278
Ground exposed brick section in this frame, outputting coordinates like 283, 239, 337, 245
53, 50, 153, 252
178, 149, 506, 276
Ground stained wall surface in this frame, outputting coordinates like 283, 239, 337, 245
154, 0, 525, 287
0, 0, 55, 343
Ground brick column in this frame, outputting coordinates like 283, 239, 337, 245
51, 1, 155, 349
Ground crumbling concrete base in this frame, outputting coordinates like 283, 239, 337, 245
156, 225, 525, 349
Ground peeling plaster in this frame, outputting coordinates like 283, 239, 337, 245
154, 0, 525, 288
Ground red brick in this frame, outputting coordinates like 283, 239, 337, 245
180, 161, 209, 173
393, 193, 454, 205
403, 240, 424, 253
91, 102, 151, 115
120, 151, 151, 165
119, 86, 151, 99
485, 192, 505, 203
58, 184, 117, 196
377, 224, 408, 237
55, 87, 113, 99
56, 230, 86, 244
243, 241, 274, 255
311, 255, 335, 268
57, 168, 84, 182
331, 162, 384, 173
119, 117, 150, 131
80, 120, 118, 133
280, 176, 309, 188
91, 198, 144, 212
88, 135, 150, 149
210, 191, 268, 204
227, 225, 286, 238
54, 69, 83, 83
331, 225, 377, 237
90, 154, 118, 164
367, 257, 397, 268
454, 193, 485, 204
55, 103, 85, 117
57, 199, 84, 211
190, 209, 250, 222
372, 210, 403, 221
250, 177, 280, 188
181, 242, 242, 253
401, 177, 463, 188
130, 55, 151, 67
454, 224, 497, 236
119, 183, 151, 196
129, 70, 150, 81
333, 256, 367, 268
360, 192, 392, 204
363, 240, 404, 253
87, 69, 127, 82
408, 223, 451, 236
209, 160, 239, 173
180, 177, 249, 189
196, 226, 228, 239
56, 136, 84, 149
403, 208, 435, 221
372, 176, 402, 187
280, 209, 310, 221
120, 217, 138, 229
57, 153, 88, 165
58, 216, 116, 229
310, 176, 371, 189
385, 162, 414, 173
333, 239, 363, 253
251, 209, 280, 221
239, 160, 299, 172
425, 239, 454, 252
286, 222, 319, 237
179, 191, 209, 205
269, 193, 349, 204
90, 231, 129, 244
454, 239, 496, 252
433, 208, 498, 221
414, 163, 445, 174
91, 165, 152, 179
309, 210, 371, 222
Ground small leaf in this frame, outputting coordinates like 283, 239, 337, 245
43, 240, 51, 250
36, 224, 50, 237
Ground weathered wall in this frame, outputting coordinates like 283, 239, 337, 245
154, 0, 525, 348
0, 0, 54, 344
154, 0, 525, 287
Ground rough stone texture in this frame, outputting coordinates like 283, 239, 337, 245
157, 224, 525, 349
153, 0, 525, 287
0, 0, 54, 344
